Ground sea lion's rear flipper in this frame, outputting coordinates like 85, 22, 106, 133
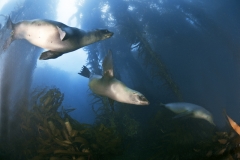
39, 50, 63, 60
78, 66, 91, 78
102, 50, 114, 78
108, 98, 115, 112
56, 26, 68, 41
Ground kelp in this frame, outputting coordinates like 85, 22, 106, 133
85, 46, 103, 75
106, 0, 183, 101
128, 16, 182, 101
0, 0, 57, 150
79, 0, 182, 100
1, 87, 123, 160
90, 93, 140, 139
142, 106, 240, 160
202, 113, 240, 159
144, 105, 217, 160
187, 113, 240, 159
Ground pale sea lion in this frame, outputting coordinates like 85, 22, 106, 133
162, 102, 215, 125
3, 17, 113, 60
78, 50, 149, 105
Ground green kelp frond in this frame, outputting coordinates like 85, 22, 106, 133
31, 87, 64, 115
122, 115, 140, 137
91, 91, 139, 136
6, 87, 123, 160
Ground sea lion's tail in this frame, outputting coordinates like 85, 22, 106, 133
78, 66, 91, 78
159, 103, 165, 107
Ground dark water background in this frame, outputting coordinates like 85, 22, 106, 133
0, 0, 240, 159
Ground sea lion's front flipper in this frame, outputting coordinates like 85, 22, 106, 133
173, 111, 191, 119
39, 50, 63, 60
102, 50, 114, 78
56, 26, 68, 41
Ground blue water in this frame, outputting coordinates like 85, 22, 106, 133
0, 0, 240, 159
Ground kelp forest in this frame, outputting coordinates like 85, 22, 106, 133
1, 0, 240, 159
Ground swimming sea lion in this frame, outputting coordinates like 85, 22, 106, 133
3, 17, 113, 60
78, 50, 149, 105
162, 102, 215, 125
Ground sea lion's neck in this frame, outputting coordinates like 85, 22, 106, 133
80, 31, 102, 47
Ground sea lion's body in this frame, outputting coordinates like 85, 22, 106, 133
4, 18, 113, 60
89, 75, 142, 104
79, 51, 149, 105
163, 102, 215, 125
13, 19, 82, 53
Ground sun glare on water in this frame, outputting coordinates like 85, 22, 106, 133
0, 0, 9, 11
37, 0, 87, 75
56, 0, 77, 25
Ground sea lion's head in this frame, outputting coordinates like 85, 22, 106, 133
95, 29, 114, 40
129, 91, 149, 105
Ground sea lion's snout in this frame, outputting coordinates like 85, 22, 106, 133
104, 31, 113, 38
141, 100, 149, 105
138, 95, 149, 105
130, 92, 149, 105
98, 29, 114, 39
106, 32, 114, 38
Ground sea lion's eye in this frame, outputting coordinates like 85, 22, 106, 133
139, 95, 147, 101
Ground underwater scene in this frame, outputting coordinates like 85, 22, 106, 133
0, 0, 240, 159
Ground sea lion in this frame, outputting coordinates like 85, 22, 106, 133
3, 17, 113, 60
78, 50, 149, 105
162, 102, 215, 125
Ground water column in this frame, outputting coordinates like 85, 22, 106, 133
0, 0, 57, 144
0, 24, 40, 144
